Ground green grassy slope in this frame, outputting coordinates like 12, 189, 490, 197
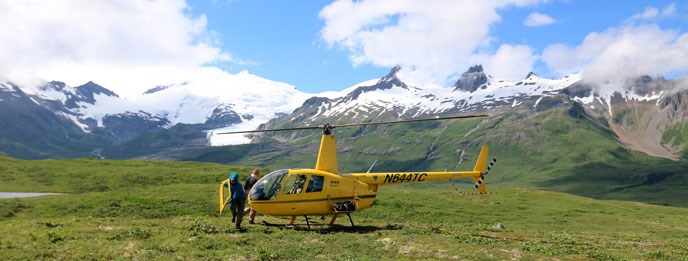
662, 122, 688, 157
435, 107, 688, 207
1, 157, 687, 260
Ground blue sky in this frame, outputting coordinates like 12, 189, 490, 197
0, 0, 687, 96
186, 0, 390, 92
184, 0, 688, 93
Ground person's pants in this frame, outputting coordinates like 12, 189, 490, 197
245, 207, 257, 222
230, 199, 245, 228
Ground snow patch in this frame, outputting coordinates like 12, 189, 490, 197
534, 97, 544, 108
59, 112, 90, 132
573, 94, 595, 104
207, 118, 272, 145
36, 87, 68, 102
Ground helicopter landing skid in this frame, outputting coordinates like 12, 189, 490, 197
261, 214, 355, 230
296, 215, 354, 230
329, 213, 355, 227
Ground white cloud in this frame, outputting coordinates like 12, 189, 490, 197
523, 12, 556, 27
541, 24, 688, 84
481, 44, 536, 80
628, 2, 676, 22
318, 0, 546, 85
0, 0, 232, 97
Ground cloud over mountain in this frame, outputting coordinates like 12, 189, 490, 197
0, 0, 231, 97
320, 1, 688, 89
318, 0, 546, 85
542, 24, 688, 85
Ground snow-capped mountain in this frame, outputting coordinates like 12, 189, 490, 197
0, 81, 109, 158
265, 64, 681, 129
257, 65, 687, 160
7, 70, 312, 146
126, 71, 312, 145
2, 64, 686, 160
264, 65, 582, 128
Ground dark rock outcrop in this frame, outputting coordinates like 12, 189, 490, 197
453, 65, 488, 92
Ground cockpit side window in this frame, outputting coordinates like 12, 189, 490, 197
283, 174, 307, 194
306, 175, 324, 193
250, 169, 287, 200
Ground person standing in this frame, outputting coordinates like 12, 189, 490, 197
226, 172, 246, 229
243, 169, 260, 224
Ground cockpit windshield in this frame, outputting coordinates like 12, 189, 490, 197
249, 169, 288, 201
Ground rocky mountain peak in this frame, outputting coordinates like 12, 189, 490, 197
525, 71, 537, 79
302, 96, 332, 107
143, 85, 169, 95
453, 65, 488, 92
627, 75, 672, 96
59, 81, 120, 109
380, 65, 402, 82
338, 66, 409, 103
47, 81, 68, 91
204, 104, 243, 129
76, 81, 119, 98
467, 64, 484, 73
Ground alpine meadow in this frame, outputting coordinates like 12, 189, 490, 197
2, 0, 688, 260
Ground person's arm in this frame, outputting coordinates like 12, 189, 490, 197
229, 184, 238, 203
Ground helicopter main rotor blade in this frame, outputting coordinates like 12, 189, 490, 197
216, 114, 489, 135
216, 126, 322, 135
331, 114, 489, 129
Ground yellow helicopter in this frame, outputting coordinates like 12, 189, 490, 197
218, 114, 496, 228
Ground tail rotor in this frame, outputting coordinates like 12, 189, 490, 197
474, 158, 497, 190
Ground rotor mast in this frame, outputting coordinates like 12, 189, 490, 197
314, 124, 338, 174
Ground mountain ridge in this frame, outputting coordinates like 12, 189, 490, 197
2, 66, 687, 207
1, 65, 688, 161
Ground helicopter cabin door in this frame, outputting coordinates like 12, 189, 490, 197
281, 174, 325, 196
277, 173, 328, 215
283, 174, 307, 195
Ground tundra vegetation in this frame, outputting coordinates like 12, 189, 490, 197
1, 156, 687, 260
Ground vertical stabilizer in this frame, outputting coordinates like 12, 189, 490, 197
315, 134, 339, 174
472, 145, 489, 193
473, 145, 489, 173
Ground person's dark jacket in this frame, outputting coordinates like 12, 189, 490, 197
244, 174, 258, 193
228, 173, 246, 203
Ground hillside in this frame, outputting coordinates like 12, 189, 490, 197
146, 67, 688, 208
2, 65, 687, 165
0, 72, 311, 159
175, 100, 688, 207
1, 157, 687, 260
2, 65, 687, 208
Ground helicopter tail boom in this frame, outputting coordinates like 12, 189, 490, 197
344, 170, 482, 185
343, 145, 491, 192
